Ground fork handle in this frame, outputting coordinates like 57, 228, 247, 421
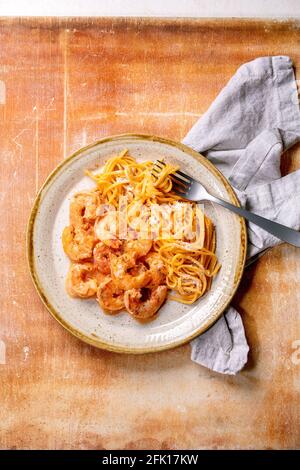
207, 195, 300, 248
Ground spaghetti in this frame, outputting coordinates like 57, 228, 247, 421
85, 149, 220, 305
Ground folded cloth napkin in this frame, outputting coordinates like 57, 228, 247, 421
183, 56, 300, 375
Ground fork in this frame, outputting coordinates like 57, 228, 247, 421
152, 160, 300, 247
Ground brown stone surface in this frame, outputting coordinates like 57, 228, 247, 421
0, 17, 299, 450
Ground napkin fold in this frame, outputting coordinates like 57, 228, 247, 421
183, 56, 300, 375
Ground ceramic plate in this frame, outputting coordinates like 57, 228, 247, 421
27, 134, 246, 353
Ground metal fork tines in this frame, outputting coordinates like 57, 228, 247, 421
151, 159, 300, 247
152, 160, 193, 195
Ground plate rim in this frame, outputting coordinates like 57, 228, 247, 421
27, 133, 247, 354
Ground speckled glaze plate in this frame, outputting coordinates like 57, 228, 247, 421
27, 134, 246, 353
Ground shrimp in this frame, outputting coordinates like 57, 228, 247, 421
110, 254, 151, 289
94, 212, 118, 242
70, 191, 100, 226
110, 253, 135, 276
144, 253, 166, 286
97, 279, 125, 312
124, 239, 152, 258
66, 262, 98, 298
124, 285, 168, 319
93, 241, 122, 275
103, 239, 123, 250
62, 225, 95, 262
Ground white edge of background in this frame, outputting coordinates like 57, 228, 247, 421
0, 0, 300, 18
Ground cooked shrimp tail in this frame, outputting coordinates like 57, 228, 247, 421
144, 253, 166, 286
66, 263, 98, 298
110, 254, 151, 289
97, 279, 125, 312
62, 225, 95, 262
70, 191, 100, 226
124, 285, 167, 319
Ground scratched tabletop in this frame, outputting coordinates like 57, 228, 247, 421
0, 17, 300, 450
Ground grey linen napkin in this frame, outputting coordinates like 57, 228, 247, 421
182, 56, 300, 375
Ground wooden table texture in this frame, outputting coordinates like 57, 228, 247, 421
0, 17, 300, 450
